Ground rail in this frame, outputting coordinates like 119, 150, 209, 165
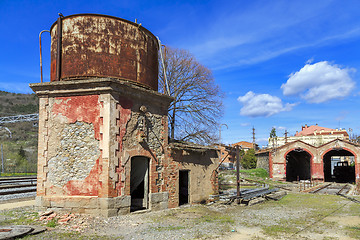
0, 177, 37, 200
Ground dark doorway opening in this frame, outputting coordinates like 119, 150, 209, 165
130, 156, 149, 212
179, 170, 189, 206
286, 149, 311, 182
323, 149, 355, 183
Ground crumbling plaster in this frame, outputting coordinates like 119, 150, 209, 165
30, 78, 219, 216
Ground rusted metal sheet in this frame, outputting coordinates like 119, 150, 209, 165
50, 14, 158, 91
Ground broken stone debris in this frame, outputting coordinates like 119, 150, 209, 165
36, 211, 91, 233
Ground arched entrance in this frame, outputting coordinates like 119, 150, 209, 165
323, 149, 355, 183
285, 149, 311, 182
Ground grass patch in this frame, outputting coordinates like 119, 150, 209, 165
348, 201, 360, 216
346, 226, 360, 239
262, 225, 295, 236
250, 193, 355, 238
239, 168, 269, 179
0, 210, 38, 226
46, 218, 57, 227
0, 172, 36, 177
183, 206, 235, 224
200, 214, 234, 224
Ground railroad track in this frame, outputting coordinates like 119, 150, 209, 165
309, 183, 351, 195
0, 176, 37, 185
0, 176, 37, 201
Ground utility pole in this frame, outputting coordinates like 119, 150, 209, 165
236, 145, 240, 204
252, 126, 256, 150
285, 130, 288, 144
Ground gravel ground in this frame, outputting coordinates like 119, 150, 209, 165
0, 178, 358, 240
0, 190, 358, 240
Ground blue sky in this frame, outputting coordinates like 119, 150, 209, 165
1, 0, 360, 147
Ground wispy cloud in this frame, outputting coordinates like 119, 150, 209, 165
183, 1, 360, 70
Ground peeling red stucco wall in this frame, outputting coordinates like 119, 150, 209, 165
52, 95, 102, 196
52, 95, 101, 139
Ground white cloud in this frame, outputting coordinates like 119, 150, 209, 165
238, 91, 296, 117
281, 61, 356, 103
240, 122, 250, 127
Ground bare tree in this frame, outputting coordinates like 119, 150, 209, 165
159, 46, 223, 144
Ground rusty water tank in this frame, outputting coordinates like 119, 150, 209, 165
50, 14, 159, 91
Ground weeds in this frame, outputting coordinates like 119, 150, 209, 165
0, 210, 38, 226
346, 226, 360, 239
46, 218, 57, 227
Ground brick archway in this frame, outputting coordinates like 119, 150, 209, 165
269, 139, 360, 184
284, 148, 313, 181
321, 147, 357, 183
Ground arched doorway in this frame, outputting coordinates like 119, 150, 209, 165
130, 156, 149, 212
285, 149, 311, 182
323, 149, 355, 183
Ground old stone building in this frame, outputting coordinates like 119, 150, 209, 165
30, 14, 218, 217
267, 139, 360, 185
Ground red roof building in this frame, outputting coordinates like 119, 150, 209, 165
295, 124, 349, 137
269, 124, 350, 148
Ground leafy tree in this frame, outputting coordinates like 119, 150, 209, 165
242, 149, 257, 169
270, 127, 277, 138
269, 127, 278, 148
14, 146, 29, 173
18, 146, 26, 159
159, 46, 224, 144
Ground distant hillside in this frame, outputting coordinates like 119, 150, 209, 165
0, 91, 38, 116
0, 91, 39, 174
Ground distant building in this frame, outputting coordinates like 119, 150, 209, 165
217, 141, 257, 169
269, 124, 349, 148
217, 144, 235, 169
232, 141, 258, 151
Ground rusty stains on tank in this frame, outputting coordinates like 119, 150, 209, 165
50, 14, 158, 91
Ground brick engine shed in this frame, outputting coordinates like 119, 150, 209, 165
30, 14, 219, 217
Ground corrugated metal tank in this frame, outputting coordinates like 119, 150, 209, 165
50, 14, 159, 91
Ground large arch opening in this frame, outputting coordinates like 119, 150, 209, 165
285, 149, 311, 182
323, 149, 355, 183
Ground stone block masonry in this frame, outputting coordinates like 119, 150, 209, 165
48, 122, 100, 187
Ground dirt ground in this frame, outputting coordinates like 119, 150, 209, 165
0, 190, 359, 240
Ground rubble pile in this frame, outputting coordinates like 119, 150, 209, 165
37, 210, 92, 232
